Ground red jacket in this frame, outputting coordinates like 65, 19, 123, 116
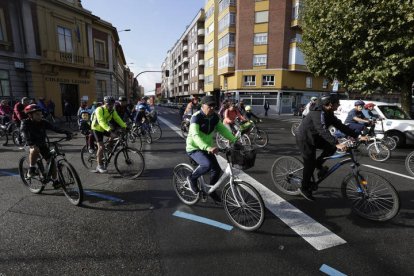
12, 102, 28, 122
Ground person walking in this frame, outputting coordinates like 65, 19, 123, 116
264, 100, 270, 116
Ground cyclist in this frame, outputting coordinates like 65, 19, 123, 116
21, 104, 72, 186
223, 102, 246, 133
244, 105, 262, 122
186, 95, 237, 202
302, 96, 318, 117
296, 94, 368, 201
0, 99, 12, 125
91, 96, 127, 173
115, 96, 132, 122
344, 100, 374, 135
12, 97, 30, 127
183, 96, 200, 118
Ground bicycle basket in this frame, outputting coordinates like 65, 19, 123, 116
230, 146, 256, 170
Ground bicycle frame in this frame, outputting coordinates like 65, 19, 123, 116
36, 141, 65, 183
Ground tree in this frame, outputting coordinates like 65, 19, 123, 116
300, 0, 414, 113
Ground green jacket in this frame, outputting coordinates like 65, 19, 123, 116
186, 110, 236, 152
91, 106, 126, 132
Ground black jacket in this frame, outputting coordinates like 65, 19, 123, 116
297, 104, 358, 146
21, 119, 68, 146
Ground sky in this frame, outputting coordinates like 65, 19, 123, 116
82, 0, 206, 94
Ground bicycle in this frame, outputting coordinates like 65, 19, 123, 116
81, 130, 145, 179
216, 122, 251, 149
291, 121, 301, 136
271, 139, 400, 221
127, 122, 152, 145
172, 145, 265, 231
405, 151, 414, 176
148, 111, 162, 141
18, 135, 83, 206
180, 116, 190, 138
245, 120, 268, 148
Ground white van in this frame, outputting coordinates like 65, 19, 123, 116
335, 100, 414, 146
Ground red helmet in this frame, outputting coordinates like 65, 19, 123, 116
364, 103, 375, 109
24, 104, 42, 114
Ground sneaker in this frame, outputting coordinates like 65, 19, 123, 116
299, 187, 315, 201
317, 166, 329, 179
27, 167, 37, 178
209, 190, 222, 203
186, 176, 199, 194
96, 165, 108, 173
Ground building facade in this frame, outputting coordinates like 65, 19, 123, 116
0, 0, 130, 116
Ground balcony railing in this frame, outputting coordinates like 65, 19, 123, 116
199, 74, 204, 80
183, 69, 189, 74
184, 80, 189, 85
197, 44, 205, 51
42, 50, 94, 68
197, 29, 205, 36
183, 45, 188, 52
198, 59, 205, 66
183, 57, 189, 63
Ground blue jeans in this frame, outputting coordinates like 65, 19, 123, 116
188, 150, 221, 186
347, 122, 366, 135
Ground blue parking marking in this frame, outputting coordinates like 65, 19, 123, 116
0, 170, 19, 177
320, 264, 347, 276
84, 190, 125, 203
173, 210, 233, 231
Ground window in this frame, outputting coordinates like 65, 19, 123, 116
262, 75, 275, 86
94, 40, 106, 62
0, 70, 10, 96
218, 33, 235, 50
57, 26, 73, 53
205, 75, 213, 84
206, 40, 214, 51
253, 54, 267, 66
218, 12, 236, 32
0, 9, 5, 41
96, 80, 106, 96
254, 33, 268, 45
206, 23, 214, 35
244, 75, 256, 86
207, 58, 214, 68
219, 0, 236, 13
292, 1, 303, 20
322, 79, 329, 89
218, 53, 235, 69
206, 5, 215, 18
306, 76, 313, 88
255, 11, 269, 23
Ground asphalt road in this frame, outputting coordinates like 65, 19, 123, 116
0, 106, 413, 276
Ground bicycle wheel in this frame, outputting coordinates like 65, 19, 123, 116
57, 159, 83, 206
240, 134, 251, 146
0, 128, 8, 146
367, 142, 390, 162
382, 136, 397, 151
114, 147, 145, 179
80, 145, 97, 169
18, 156, 45, 194
252, 129, 268, 148
216, 133, 228, 149
180, 121, 189, 138
127, 131, 143, 151
291, 122, 300, 136
222, 181, 265, 231
12, 130, 24, 146
405, 151, 414, 176
172, 163, 200, 205
341, 170, 400, 221
271, 156, 302, 195
150, 123, 162, 141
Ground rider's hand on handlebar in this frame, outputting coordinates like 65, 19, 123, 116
359, 135, 369, 142
208, 147, 219, 155
336, 143, 347, 152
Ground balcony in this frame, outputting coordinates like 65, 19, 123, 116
183, 45, 188, 52
198, 59, 205, 66
178, 72, 182, 76
179, 82, 182, 86
197, 29, 205, 36
197, 44, 205, 51
184, 80, 189, 85
199, 74, 204, 80
41, 50, 94, 69
183, 57, 189, 63
183, 68, 190, 74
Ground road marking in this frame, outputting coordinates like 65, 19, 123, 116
160, 115, 347, 250
84, 190, 125, 203
0, 170, 19, 177
173, 210, 233, 231
320, 264, 347, 276
158, 116, 184, 138
362, 164, 414, 181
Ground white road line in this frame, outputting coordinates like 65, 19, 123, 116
362, 164, 414, 181
159, 115, 347, 251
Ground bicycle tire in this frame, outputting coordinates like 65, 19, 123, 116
80, 145, 98, 169
172, 163, 200, 205
341, 170, 400, 221
180, 121, 189, 138
271, 156, 302, 195
222, 181, 265, 231
240, 134, 251, 146
367, 142, 390, 162
405, 151, 414, 176
58, 159, 83, 206
150, 123, 162, 141
382, 136, 397, 151
252, 129, 268, 148
18, 156, 45, 194
114, 147, 145, 179
12, 130, 24, 146
291, 122, 300, 136
216, 133, 228, 149
127, 131, 143, 151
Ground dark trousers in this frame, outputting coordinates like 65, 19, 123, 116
264, 108, 269, 116
188, 150, 222, 186
296, 135, 336, 190
347, 122, 366, 135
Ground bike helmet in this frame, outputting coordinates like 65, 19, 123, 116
364, 103, 375, 109
319, 94, 340, 106
311, 96, 318, 101
137, 104, 146, 110
245, 105, 252, 111
119, 96, 127, 101
24, 104, 42, 114
104, 96, 115, 104
354, 100, 365, 106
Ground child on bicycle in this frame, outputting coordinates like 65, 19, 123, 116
244, 105, 262, 123
79, 110, 95, 153
21, 104, 72, 187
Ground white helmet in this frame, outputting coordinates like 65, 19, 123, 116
245, 105, 252, 111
